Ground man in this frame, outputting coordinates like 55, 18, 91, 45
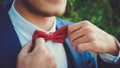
0, 0, 119, 68
0, 0, 97, 68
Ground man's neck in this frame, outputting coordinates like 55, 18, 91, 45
14, 0, 55, 31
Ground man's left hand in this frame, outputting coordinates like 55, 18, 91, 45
68, 20, 118, 56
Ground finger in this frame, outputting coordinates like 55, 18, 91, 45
33, 38, 46, 52
68, 20, 90, 36
19, 41, 32, 55
76, 42, 93, 52
68, 23, 82, 36
68, 26, 92, 43
71, 33, 94, 47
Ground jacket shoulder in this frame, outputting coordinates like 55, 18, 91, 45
56, 17, 73, 27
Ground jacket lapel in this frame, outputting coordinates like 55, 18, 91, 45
0, 5, 21, 68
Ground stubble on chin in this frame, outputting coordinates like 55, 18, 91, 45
21, 0, 66, 17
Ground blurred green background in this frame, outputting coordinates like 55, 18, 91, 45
0, 0, 120, 41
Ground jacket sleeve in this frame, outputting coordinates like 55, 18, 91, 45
97, 55, 120, 68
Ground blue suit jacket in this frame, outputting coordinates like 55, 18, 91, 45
0, 1, 98, 68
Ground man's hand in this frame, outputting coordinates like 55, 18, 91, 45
16, 38, 56, 68
68, 20, 118, 55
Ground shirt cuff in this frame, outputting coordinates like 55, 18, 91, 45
99, 37, 120, 64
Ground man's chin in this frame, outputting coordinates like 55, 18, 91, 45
54, 11, 65, 16
38, 10, 66, 17
53, 8, 66, 16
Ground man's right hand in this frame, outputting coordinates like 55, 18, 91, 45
16, 38, 57, 68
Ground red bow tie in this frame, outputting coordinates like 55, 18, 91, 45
32, 25, 68, 43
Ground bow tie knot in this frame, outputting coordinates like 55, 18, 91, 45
47, 33, 54, 39
32, 25, 68, 43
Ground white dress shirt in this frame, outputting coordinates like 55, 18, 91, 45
8, 2, 68, 68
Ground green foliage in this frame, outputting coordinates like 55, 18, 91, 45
60, 0, 120, 38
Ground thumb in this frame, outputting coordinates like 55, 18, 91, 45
19, 41, 33, 55
33, 38, 46, 52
